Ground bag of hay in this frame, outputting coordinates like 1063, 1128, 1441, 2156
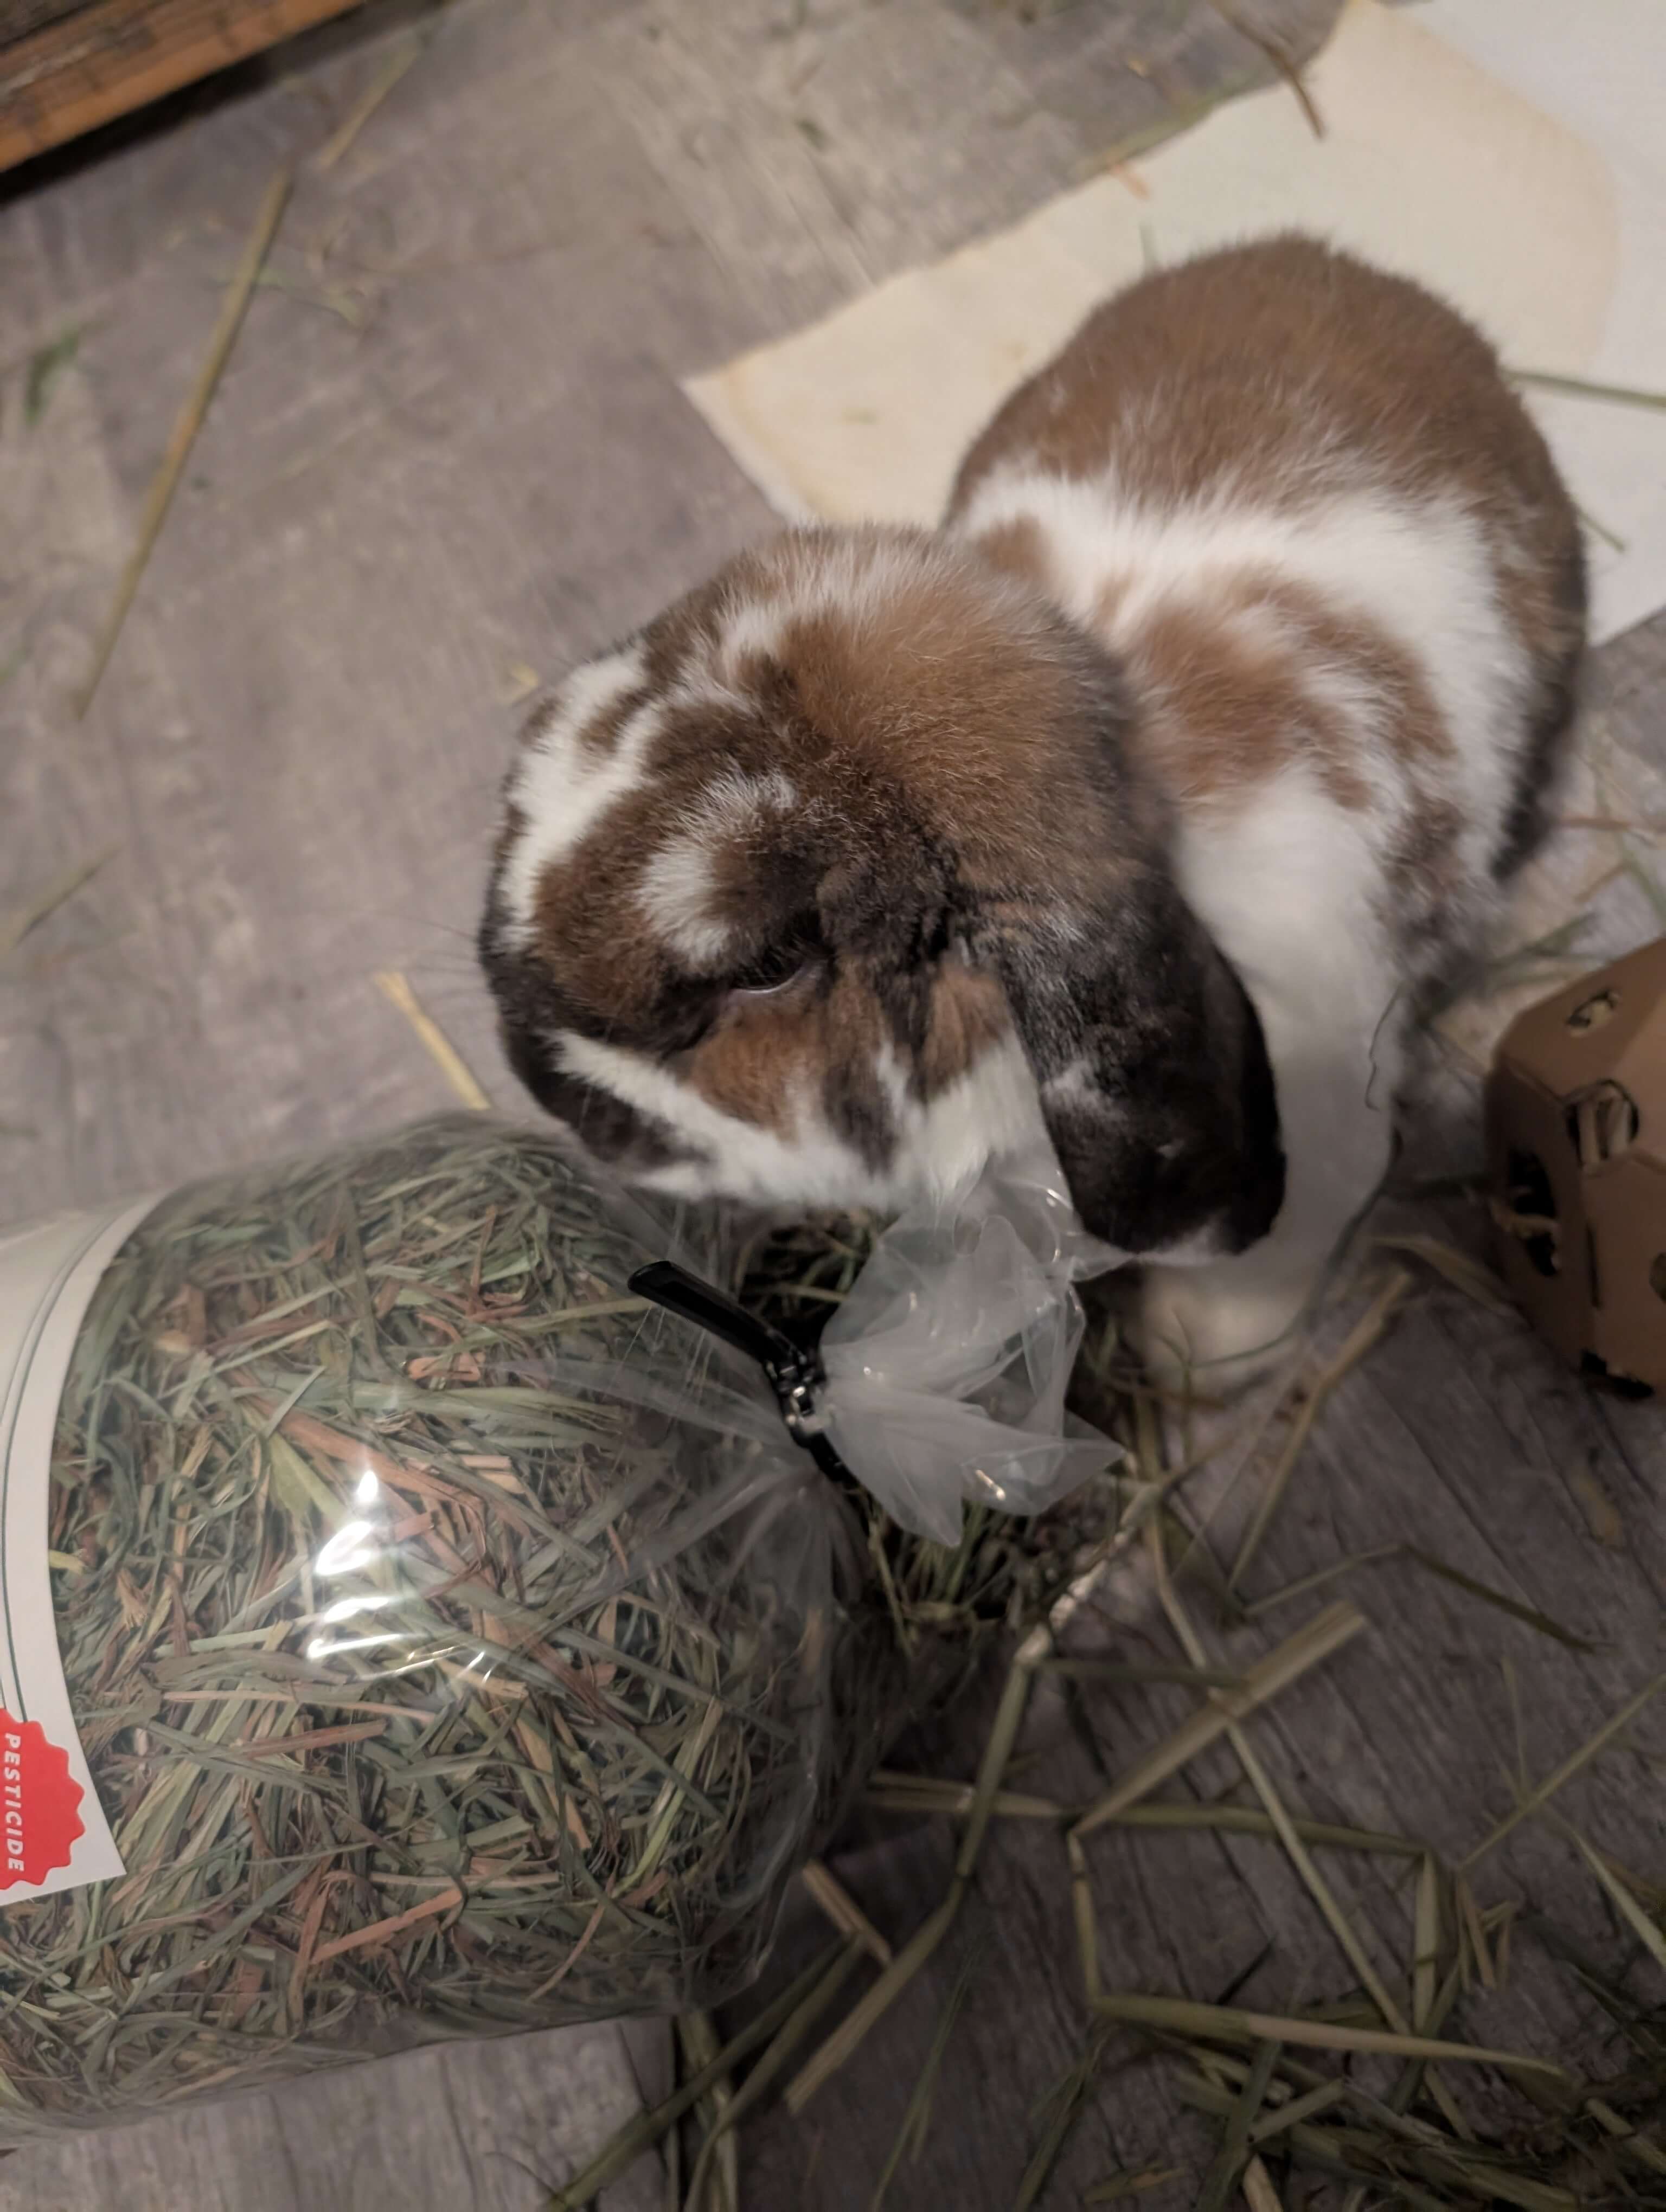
0, 1114, 1114, 2137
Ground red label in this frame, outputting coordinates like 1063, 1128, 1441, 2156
0, 1712, 85, 1889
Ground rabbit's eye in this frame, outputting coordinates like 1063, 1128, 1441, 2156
731, 946, 815, 997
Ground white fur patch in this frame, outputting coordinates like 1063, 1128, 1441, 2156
497, 645, 652, 946
1040, 1056, 1101, 1109
1173, 762, 1401, 1270
558, 1028, 883, 1207
714, 596, 795, 675
637, 769, 798, 969
885, 1033, 1052, 1207
637, 843, 732, 968
555, 1019, 1050, 1216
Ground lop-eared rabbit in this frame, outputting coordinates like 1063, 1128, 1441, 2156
480, 237, 1584, 1382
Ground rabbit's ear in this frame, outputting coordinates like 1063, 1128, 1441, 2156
986, 865, 1285, 1258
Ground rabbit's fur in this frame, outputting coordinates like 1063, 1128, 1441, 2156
480, 237, 1584, 1380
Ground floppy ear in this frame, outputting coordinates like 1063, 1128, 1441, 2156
987, 865, 1285, 1258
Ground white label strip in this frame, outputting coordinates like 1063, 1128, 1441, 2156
0, 1197, 160, 1903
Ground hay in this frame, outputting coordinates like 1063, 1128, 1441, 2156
553, 1236, 1666, 2210
0, 846, 114, 964
373, 969, 494, 1113
10, 1118, 933, 2137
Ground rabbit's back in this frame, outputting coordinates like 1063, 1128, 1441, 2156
947, 234, 1585, 988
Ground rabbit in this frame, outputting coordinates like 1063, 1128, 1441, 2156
479, 235, 1585, 1384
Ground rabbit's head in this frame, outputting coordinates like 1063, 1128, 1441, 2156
479, 526, 1283, 1255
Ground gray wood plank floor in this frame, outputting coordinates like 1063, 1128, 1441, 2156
3, 2, 1663, 2207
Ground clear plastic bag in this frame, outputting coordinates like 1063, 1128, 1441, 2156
0, 1117, 849, 2137
816, 1144, 1124, 1545
0, 1116, 1118, 2137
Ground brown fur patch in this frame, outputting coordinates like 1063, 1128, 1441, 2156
1121, 597, 1373, 813
1386, 792, 1465, 909
685, 1002, 808, 1135
686, 973, 894, 1161
971, 517, 1053, 595
1114, 570, 1456, 816
918, 963, 1012, 1098
766, 565, 1131, 903
529, 801, 668, 1033
579, 683, 650, 758
952, 237, 1556, 529
1379, 785, 1471, 986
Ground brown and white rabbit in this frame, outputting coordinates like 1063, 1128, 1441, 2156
479, 237, 1584, 1381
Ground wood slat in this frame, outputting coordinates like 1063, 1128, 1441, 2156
0, 0, 363, 172
0, 0, 93, 55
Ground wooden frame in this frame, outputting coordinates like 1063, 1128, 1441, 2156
0, 0, 363, 173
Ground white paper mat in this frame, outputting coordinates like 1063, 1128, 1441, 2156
687, 0, 1666, 647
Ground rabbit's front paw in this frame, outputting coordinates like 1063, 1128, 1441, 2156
1134, 1259, 1316, 1393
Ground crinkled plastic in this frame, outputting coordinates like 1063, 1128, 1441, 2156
816, 1145, 1126, 1545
